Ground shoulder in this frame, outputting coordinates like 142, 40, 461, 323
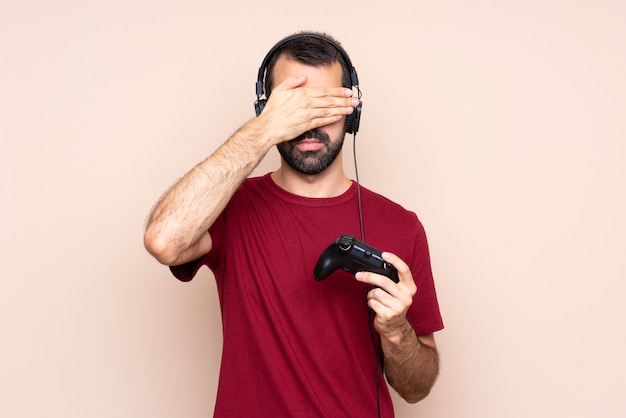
360, 185, 419, 222
231, 174, 273, 201
238, 174, 268, 192
358, 185, 427, 250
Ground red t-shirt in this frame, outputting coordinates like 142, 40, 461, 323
170, 173, 443, 417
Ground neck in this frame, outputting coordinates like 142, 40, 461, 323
271, 157, 352, 198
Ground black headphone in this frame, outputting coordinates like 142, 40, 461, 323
254, 33, 362, 135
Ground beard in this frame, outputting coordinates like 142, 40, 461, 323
277, 128, 345, 175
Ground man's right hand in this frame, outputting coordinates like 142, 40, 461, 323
144, 78, 357, 267
254, 76, 357, 145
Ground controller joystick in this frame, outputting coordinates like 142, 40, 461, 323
314, 235, 399, 283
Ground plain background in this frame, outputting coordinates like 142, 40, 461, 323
2, 0, 625, 417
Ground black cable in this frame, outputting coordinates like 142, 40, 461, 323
352, 132, 383, 418
353, 132, 365, 244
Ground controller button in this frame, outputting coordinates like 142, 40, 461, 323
337, 236, 352, 251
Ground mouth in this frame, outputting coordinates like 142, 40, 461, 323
290, 129, 329, 152
295, 138, 324, 152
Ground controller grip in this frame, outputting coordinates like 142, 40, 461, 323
313, 235, 399, 283
313, 245, 339, 281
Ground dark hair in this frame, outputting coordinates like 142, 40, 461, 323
263, 32, 352, 98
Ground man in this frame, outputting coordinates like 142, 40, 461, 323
144, 31, 443, 417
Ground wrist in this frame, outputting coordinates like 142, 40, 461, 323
380, 319, 415, 347
247, 112, 292, 146
236, 119, 276, 150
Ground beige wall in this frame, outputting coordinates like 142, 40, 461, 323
2, 0, 625, 417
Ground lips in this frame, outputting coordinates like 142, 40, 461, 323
295, 138, 324, 152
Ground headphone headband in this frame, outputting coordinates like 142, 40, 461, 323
255, 33, 360, 96
254, 33, 362, 134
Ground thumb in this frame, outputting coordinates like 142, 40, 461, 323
274, 75, 307, 92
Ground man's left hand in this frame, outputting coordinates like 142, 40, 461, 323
355, 252, 417, 339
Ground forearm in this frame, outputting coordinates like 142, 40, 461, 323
144, 120, 273, 265
144, 76, 356, 265
382, 323, 439, 404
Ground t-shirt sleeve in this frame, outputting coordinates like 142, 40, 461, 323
168, 210, 226, 282
169, 256, 207, 282
406, 216, 444, 335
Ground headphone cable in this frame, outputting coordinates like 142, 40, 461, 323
352, 132, 383, 418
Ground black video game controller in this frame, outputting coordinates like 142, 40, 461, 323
314, 234, 399, 283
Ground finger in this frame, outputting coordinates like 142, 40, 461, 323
273, 75, 307, 92
307, 87, 354, 99
355, 270, 391, 286
381, 252, 412, 284
308, 114, 344, 129
306, 105, 354, 126
367, 286, 396, 308
355, 271, 400, 299
310, 96, 359, 113
367, 289, 404, 324
304, 102, 355, 129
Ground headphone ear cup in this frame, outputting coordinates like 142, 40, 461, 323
254, 99, 266, 116
345, 101, 362, 134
